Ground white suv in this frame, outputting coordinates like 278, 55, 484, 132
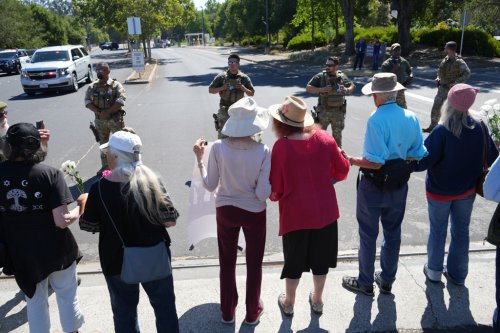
21, 45, 93, 96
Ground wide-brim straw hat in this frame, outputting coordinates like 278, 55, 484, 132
361, 73, 405, 95
268, 96, 314, 128
221, 97, 270, 137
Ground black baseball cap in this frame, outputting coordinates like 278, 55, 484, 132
6, 123, 41, 149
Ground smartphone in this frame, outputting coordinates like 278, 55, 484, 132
36, 120, 44, 129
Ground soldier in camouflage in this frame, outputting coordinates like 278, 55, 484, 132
209, 54, 255, 138
381, 43, 413, 109
306, 56, 355, 147
85, 62, 127, 171
423, 41, 470, 133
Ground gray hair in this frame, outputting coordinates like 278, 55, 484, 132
439, 102, 476, 138
375, 91, 398, 102
110, 147, 170, 225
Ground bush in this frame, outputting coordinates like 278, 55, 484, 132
414, 27, 499, 57
353, 26, 398, 45
240, 35, 267, 47
286, 32, 327, 51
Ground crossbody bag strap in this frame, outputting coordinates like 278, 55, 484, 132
479, 121, 489, 170
98, 180, 126, 247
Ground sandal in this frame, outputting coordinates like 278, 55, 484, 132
342, 276, 374, 297
277, 293, 294, 316
309, 292, 323, 315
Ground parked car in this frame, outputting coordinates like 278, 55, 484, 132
0, 50, 22, 74
100, 42, 119, 50
0, 49, 30, 75
20, 45, 92, 96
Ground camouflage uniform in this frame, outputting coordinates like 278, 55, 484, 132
429, 56, 470, 129
308, 70, 354, 147
380, 56, 412, 109
209, 70, 254, 138
84, 78, 126, 168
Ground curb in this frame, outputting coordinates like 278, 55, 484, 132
124, 62, 157, 84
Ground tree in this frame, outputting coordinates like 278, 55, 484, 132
339, 0, 355, 55
0, 0, 44, 48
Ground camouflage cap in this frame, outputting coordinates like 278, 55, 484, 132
390, 43, 401, 51
445, 41, 457, 51
0, 100, 6, 109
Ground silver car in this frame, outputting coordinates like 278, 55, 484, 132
21, 45, 93, 96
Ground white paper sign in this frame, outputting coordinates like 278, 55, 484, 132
132, 51, 145, 72
187, 142, 246, 251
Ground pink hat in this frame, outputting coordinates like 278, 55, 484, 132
447, 84, 480, 112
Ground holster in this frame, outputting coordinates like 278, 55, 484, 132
89, 122, 100, 142
213, 113, 220, 131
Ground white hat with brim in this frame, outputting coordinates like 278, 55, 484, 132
221, 97, 270, 137
269, 96, 314, 128
99, 130, 142, 154
361, 73, 406, 95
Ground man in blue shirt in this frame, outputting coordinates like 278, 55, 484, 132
341, 73, 428, 296
353, 37, 367, 70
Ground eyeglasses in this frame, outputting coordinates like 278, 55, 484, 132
228, 61, 239, 65
0, 111, 7, 116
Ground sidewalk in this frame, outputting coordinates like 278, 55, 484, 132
0, 243, 496, 332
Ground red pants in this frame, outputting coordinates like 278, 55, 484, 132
216, 205, 266, 322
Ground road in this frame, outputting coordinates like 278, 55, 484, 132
0, 46, 498, 263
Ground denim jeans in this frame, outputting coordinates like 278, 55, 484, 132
495, 247, 500, 333
356, 176, 408, 287
104, 256, 179, 333
426, 194, 475, 284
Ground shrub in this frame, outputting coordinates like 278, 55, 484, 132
240, 35, 267, 47
414, 27, 499, 57
286, 32, 327, 51
353, 26, 398, 45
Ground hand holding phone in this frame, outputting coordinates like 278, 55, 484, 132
36, 120, 45, 129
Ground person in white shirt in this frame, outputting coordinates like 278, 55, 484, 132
193, 97, 271, 326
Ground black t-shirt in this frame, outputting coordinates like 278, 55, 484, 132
0, 161, 80, 298
82, 178, 176, 276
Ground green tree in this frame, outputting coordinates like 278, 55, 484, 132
0, 0, 44, 48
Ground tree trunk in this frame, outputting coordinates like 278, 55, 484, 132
333, 0, 340, 46
395, 0, 413, 56
339, 0, 355, 55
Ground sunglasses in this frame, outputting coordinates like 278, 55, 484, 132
325, 64, 336, 67
0, 111, 7, 116
228, 61, 239, 65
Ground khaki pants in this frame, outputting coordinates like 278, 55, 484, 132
396, 90, 407, 109
429, 86, 449, 129
95, 116, 125, 168
317, 104, 346, 147
217, 106, 230, 139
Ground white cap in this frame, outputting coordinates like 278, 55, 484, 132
100, 131, 142, 154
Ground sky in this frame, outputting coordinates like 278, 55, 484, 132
192, 0, 223, 9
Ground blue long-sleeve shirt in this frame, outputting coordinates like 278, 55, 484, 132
414, 119, 499, 196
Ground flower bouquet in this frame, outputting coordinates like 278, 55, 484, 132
61, 160, 84, 193
481, 99, 500, 146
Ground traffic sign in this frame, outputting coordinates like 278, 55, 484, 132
132, 51, 145, 72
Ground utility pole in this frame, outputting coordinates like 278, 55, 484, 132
201, 7, 206, 46
265, 0, 270, 54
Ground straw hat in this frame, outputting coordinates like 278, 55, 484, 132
221, 97, 269, 137
268, 96, 314, 128
361, 73, 405, 95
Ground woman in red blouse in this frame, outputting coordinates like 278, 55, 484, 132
269, 96, 350, 316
